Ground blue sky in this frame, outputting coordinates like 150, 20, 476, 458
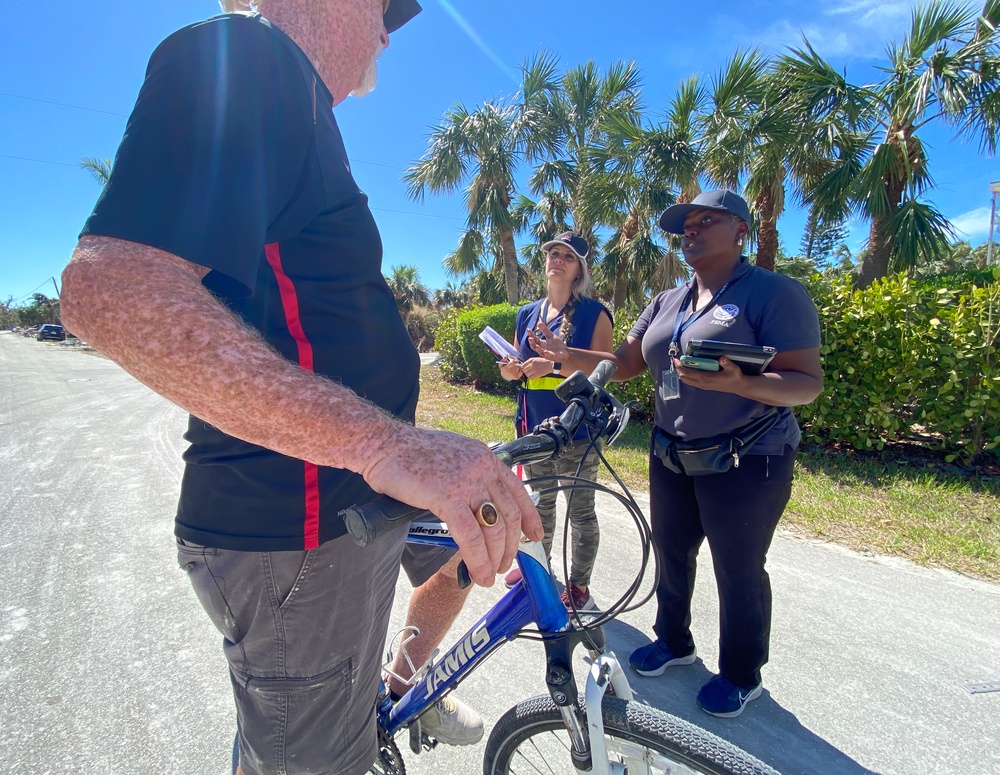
2, 0, 998, 305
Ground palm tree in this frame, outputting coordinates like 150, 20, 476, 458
510, 190, 574, 297
790, 0, 1000, 287
568, 76, 704, 308
432, 281, 475, 310
527, 59, 644, 250
384, 265, 429, 325
405, 55, 561, 304
585, 114, 688, 307
698, 50, 824, 272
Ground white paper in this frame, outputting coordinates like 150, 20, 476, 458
478, 326, 520, 360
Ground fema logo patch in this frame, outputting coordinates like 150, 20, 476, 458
714, 304, 740, 321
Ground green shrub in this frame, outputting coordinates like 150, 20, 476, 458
800, 274, 922, 450
430, 271, 999, 466
801, 269, 1000, 463
604, 304, 655, 422
434, 308, 469, 383
455, 304, 520, 391
406, 307, 439, 352
910, 278, 1000, 462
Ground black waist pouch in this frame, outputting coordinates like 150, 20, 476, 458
653, 408, 781, 476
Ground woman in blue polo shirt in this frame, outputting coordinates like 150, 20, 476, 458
498, 232, 613, 612
528, 192, 823, 718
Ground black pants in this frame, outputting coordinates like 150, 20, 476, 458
648, 442, 795, 688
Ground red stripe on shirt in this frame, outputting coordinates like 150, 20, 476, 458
264, 242, 320, 549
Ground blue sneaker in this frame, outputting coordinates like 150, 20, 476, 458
697, 675, 762, 718
628, 640, 697, 676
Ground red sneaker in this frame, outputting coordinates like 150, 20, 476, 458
561, 582, 596, 612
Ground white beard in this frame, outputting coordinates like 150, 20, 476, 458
350, 52, 380, 98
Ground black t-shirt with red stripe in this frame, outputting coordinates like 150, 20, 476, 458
82, 15, 419, 550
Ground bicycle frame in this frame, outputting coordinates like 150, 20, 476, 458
381, 522, 567, 735
379, 521, 635, 775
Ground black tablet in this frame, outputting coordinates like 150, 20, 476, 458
685, 339, 777, 375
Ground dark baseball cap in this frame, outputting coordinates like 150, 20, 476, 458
658, 189, 751, 234
384, 0, 422, 33
541, 231, 590, 262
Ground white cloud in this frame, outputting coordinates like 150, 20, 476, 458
752, 19, 859, 58
949, 206, 994, 239
748, 0, 943, 61
825, 0, 918, 27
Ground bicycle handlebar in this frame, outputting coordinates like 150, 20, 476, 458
342, 360, 623, 548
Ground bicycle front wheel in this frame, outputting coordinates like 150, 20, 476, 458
483, 695, 779, 775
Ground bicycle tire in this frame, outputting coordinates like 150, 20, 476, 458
482, 694, 780, 775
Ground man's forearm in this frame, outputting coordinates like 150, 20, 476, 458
62, 236, 401, 475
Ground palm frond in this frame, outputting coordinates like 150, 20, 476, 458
79, 157, 112, 185
519, 50, 562, 104
444, 229, 488, 277
885, 197, 956, 271
528, 159, 576, 196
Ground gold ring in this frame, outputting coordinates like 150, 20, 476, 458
475, 501, 499, 528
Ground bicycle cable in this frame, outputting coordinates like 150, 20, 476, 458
510, 429, 658, 644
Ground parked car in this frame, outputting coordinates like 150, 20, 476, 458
36, 324, 66, 342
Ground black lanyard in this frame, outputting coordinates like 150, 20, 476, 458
669, 280, 732, 358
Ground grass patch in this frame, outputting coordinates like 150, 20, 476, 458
417, 365, 1000, 583
788, 450, 999, 581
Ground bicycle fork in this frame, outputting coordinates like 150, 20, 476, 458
544, 634, 634, 775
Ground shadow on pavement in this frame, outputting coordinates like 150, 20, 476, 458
602, 619, 880, 775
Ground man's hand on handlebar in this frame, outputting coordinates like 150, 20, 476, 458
360, 426, 543, 587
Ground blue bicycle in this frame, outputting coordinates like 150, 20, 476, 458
345, 362, 779, 775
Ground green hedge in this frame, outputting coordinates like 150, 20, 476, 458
454, 304, 520, 392
437, 301, 656, 412
802, 270, 1000, 463
605, 305, 655, 422
435, 308, 469, 383
434, 271, 999, 464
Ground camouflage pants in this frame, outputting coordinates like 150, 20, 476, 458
525, 441, 601, 587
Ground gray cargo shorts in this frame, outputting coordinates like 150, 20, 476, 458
177, 529, 420, 775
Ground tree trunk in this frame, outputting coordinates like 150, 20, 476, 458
612, 211, 641, 311
859, 129, 917, 289
754, 187, 779, 272
499, 226, 520, 305
619, 211, 641, 244
612, 264, 628, 312
859, 174, 906, 289
859, 212, 892, 289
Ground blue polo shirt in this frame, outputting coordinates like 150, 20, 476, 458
630, 258, 820, 453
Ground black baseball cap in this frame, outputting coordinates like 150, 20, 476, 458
384, 0, 422, 33
658, 189, 751, 234
541, 231, 590, 263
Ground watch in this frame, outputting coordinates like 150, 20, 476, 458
552, 362, 562, 375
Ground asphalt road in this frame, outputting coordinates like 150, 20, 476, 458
1, 330, 997, 775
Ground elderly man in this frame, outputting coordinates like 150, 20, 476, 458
60, 2, 541, 773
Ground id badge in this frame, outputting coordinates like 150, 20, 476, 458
660, 365, 680, 401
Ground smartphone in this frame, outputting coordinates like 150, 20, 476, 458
678, 355, 721, 372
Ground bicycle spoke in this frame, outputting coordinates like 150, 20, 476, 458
511, 729, 569, 774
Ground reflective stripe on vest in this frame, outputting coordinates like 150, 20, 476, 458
524, 376, 564, 391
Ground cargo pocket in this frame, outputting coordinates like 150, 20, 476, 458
233, 658, 360, 775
